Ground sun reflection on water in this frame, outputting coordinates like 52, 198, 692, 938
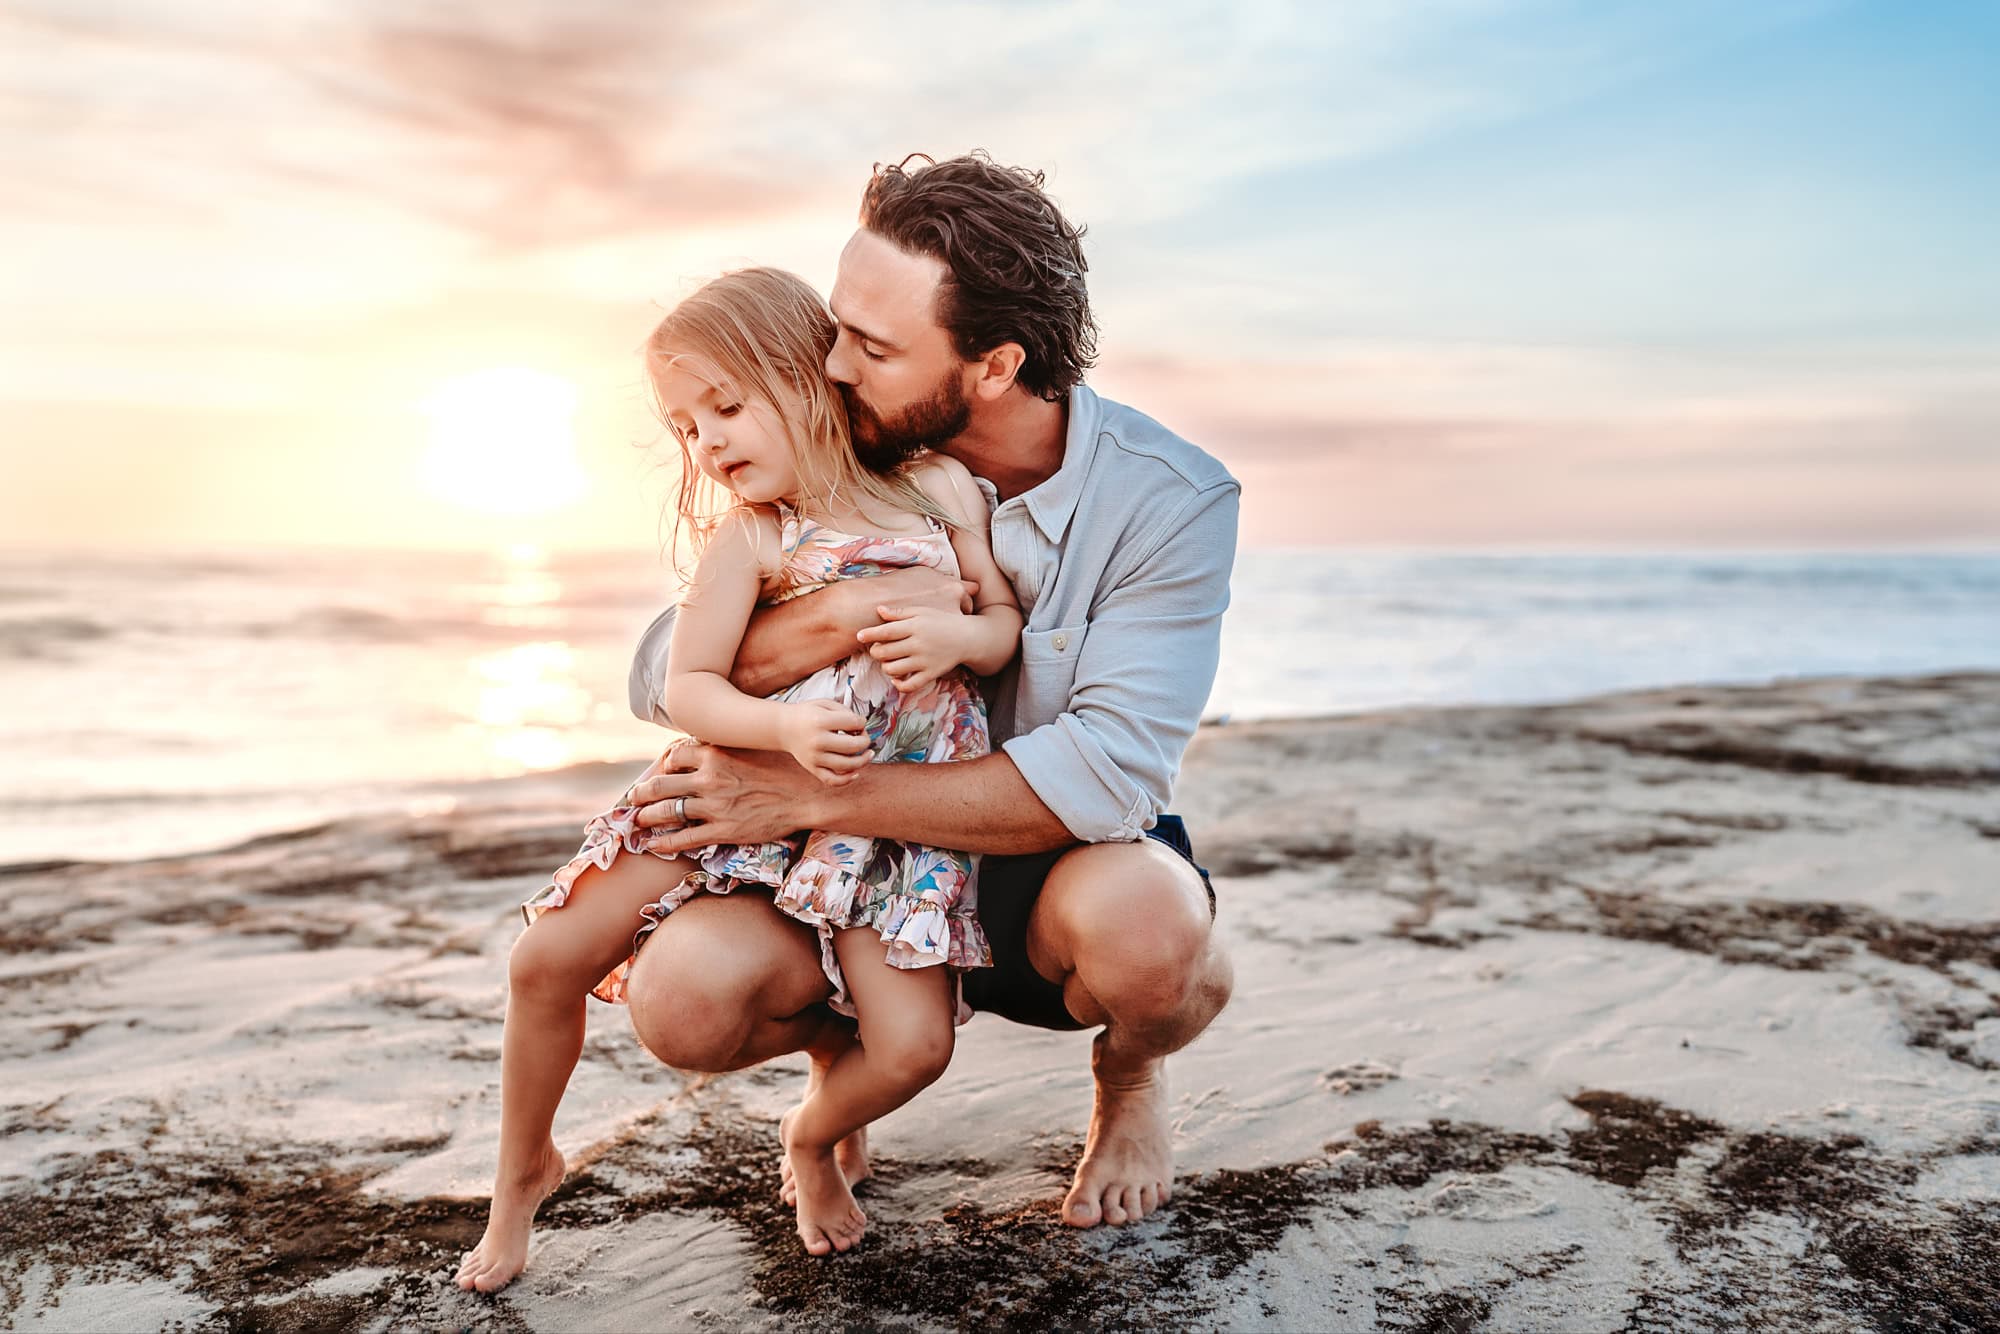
466, 545, 591, 771
478, 541, 565, 629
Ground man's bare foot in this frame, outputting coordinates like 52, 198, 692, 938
454, 1142, 566, 1292
784, 1116, 866, 1255
777, 1105, 869, 1206
1061, 1050, 1173, 1228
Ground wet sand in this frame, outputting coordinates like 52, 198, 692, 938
3, 672, 1997, 1330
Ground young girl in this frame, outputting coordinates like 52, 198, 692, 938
454, 267, 1020, 1289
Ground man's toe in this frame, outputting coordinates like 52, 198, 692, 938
1064, 1189, 1103, 1227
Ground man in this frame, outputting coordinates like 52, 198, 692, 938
623, 153, 1238, 1229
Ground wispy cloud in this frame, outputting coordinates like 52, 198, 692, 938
3, 1, 1826, 244
2, 0, 1994, 546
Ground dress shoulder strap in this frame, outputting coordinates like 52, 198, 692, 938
772, 499, 806, 553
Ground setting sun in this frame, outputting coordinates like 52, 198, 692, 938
418, 367, 589, 516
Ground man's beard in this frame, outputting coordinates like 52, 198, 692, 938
841, 368, 971, 472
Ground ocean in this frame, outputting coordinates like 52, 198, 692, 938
3, 545, 1995, 864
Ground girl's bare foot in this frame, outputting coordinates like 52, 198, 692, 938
783, 1117, 866, 1255
777, 1105, 869, 1205
454, 1142, 567, 1292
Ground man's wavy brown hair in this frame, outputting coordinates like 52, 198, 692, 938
858, 152, 1098, 402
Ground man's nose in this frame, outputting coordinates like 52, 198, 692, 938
825, 343, 857, 386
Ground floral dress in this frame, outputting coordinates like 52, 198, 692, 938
521, 502, 993, 1016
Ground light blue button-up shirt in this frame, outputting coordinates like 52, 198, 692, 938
629, 384, 1240, 843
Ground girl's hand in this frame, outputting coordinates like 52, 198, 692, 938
780, 699, 873, 785
857, 604, 972, 695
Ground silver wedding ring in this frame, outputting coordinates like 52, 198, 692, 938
673, 795, 689, 827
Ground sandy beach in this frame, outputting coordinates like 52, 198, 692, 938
4, 670, 1997, 1331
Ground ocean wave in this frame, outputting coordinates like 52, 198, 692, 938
240, 605, 609, 644
0, 615, 116, 658
0, 601, 637, 650
1684, 561, 2000, 593
243, 606, 433, 644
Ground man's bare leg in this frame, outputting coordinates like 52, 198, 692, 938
623, 890, 837, 1071
1025, 841, 1232, 1228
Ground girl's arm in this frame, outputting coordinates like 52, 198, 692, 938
666, 509, 872, 783
858, 455, 1024, 692
925, 455, 1022, 673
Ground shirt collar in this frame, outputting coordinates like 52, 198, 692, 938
1020, 384, 1101, 544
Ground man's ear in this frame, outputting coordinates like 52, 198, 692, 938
970, 342, 1027, 401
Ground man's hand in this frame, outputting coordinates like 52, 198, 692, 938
779, 699, 873, 785
855, 605, 974, 694
631, 743, 828, 855
849, 568, 978, 622
722, 567, 975, 702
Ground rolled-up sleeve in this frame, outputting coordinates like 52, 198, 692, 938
626, 605, 679, 727
1001, 481, 1239, 842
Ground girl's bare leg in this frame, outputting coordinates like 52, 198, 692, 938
778, 1022, 870, 1206
454, 851, 693, 1293
786, 931, 956, 1255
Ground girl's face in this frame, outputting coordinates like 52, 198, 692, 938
656, 355, 803, 505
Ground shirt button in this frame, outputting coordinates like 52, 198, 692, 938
1052, 633, 1069, 651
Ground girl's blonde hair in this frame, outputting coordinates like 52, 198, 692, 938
644, 267, 950, 570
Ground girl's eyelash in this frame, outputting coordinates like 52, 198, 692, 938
863, 348, 886, 362
675, 402, 740, 440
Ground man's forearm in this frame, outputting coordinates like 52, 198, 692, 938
808, 752, 1074, 856
728, 587, 860, 699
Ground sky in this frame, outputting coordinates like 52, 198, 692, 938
2, 0, 1996, 551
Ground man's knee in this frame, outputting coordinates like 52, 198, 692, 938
1039, 841, 1215, 1018
623, 897, 827, 1070
625, 947, 752, 1070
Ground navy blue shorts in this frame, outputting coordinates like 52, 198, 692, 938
959, 814, 1215, 1032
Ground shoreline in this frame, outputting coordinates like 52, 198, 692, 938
4, 670, 1997, 1329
